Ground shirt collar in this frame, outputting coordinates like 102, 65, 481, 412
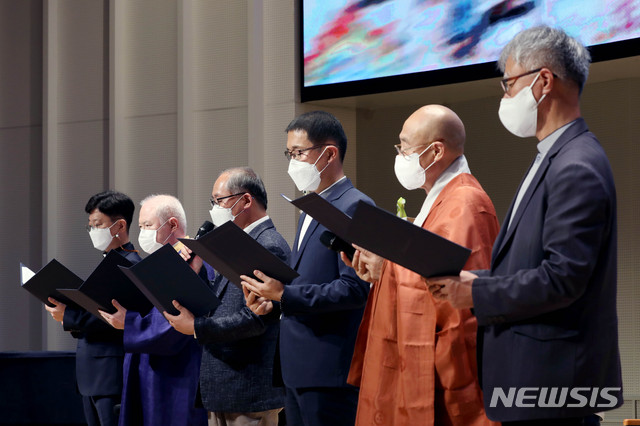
318, 175, 347, 199
243, 215, 270, 234
537, 120, 574, 157
105, 241, 137, 257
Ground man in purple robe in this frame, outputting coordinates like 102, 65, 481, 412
100, 194, 207, 426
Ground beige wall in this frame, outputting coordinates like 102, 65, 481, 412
0, 0, 637, 422
1, 0, 44, 351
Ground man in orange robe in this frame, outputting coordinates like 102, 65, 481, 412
345, 105, 501, 426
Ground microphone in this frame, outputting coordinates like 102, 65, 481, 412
186, 221, 214, 266
194, 221, 214, 240
319, 230, 355, 261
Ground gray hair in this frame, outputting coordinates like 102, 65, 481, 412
498, 26, 591, 93
220, 167, 268, 209
140, 194, 187, 232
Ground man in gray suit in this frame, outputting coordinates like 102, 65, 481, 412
166, 167, 288, 426
427, 26, 621, 425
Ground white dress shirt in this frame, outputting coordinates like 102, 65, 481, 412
297, 176, 347, 250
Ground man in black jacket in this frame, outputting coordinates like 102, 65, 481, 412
46, 190, 141, 426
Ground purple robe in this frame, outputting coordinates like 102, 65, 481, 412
119, 307, 207, 426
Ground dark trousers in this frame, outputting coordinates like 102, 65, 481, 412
82, 395, 120, 426
503, 414, 601, 426
284, 386, 358, 426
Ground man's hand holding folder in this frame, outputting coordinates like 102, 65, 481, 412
99, 300, 127, 329
162, 300, 196, 335
45, 297, 66, 322
340, 244, 384, 284
240, 269, 285, 303
242, 286, 273, 316
425, 270, 477, 309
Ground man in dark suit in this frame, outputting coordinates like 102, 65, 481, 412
427, 26, 622, 425
165, 167, 288, 426
241, 111, 373, 426
45, 190, 141, 426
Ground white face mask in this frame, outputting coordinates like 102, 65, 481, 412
209, 196, 245, 227
287, 146, 330, 192
394, 143, 436, 190
498, 72, 546, 138
138, 220, 170, 254
88, 221, 118, 251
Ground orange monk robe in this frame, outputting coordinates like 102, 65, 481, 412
348, 173, 501, 426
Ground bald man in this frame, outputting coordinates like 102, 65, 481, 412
345, 105, 500, 425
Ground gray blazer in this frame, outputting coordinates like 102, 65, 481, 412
472, 119, 622, 421
194, 217, 289, 413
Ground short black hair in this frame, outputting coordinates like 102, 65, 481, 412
285, 111, 347, 162
85, 191, 135, 232
223, 167, 268, 210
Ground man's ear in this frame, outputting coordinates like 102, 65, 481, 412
169, 217, 179, 231
540, 67, 555, 95
432, 141, 446, 162
242, 193, 253, 210
113, 218, 126, 237
327, 145, 340, 163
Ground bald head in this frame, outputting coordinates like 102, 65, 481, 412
397, 105, 467, 193
401, 105, 465, 154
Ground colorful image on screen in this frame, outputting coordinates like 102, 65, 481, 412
303, 0, 640, 88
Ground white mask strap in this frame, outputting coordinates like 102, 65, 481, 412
313, 146, 331, 176
530, 72, 547, 106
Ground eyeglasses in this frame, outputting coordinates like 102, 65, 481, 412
500, 68, 543, 94
210, 192, 246, 207
85, 221, 117, 233
394, 142, 438, 159
284, 144, 335, 161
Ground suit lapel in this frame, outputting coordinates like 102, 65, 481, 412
290, 213, 306, 267
290, 177, 353, 270
213, 277, 229, 298
248, 217, 274, 241
492, 119, 589, 263
499, 157, 550, 256
491, 203, 514, 262
292, 219, 320, 269
492, 155, 544, 259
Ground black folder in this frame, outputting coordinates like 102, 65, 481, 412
347, 201, 472, 278
118, 244, 220, 317
282, 193, 353, 241
179, 221, 299, 289
56, 288, 111, 324
20, 260, 82, 308
56, 251, 153, 321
